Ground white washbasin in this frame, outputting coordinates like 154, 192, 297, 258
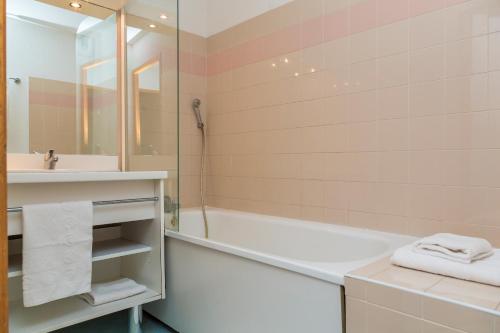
9, 169, 83, 173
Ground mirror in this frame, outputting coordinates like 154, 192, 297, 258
132, 58, 160, 154
6, 0, 118, 155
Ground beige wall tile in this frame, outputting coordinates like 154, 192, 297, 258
379, 118, 409, 151
446, 36, 488, 77
203, 0, 500, 244
489, 71, 500, 109
379, 151, 409, 183
351, 30, 377, 63
410, 10, 446, 50
377, 52, 409, 88
410, 45, 445, 83
410, 80, 445, 117
349, 121, 379, 152
377, 85, 409, 120
372, 266, 442, 290
349, 90, 378, 122
445, 74, 489, 113
445, 0, 489, 41
422, 297, 495, 333
421, 321, 467, 333
346, 296, 366, 333
378, 21, 409, 57
345, 277, 367, 299
365, 281, 422, 316
365, 302, 421, 333
350, 60, 377, 93
428, 278, 500, 309
409, 185, 445, 220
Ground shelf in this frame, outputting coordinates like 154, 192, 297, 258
8, 239, 152, 278
93, 239, 152, 262
9, 287, 160, 333
8, 254, 22, 278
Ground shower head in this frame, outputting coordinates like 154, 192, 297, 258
192, 98, 204, 129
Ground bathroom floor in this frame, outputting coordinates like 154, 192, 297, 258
54, 311, 174, 333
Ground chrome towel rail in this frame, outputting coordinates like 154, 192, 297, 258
7, 197, 160, 213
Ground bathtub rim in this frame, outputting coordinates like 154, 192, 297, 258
166, 207, 415, 285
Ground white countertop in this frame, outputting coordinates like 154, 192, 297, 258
7, 171, 168, 184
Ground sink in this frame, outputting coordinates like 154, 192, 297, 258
9, 169, 79, 173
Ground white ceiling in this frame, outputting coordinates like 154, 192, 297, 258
7, 0, 294, 38
179, 0, 293, 37
6, 0, 88, 30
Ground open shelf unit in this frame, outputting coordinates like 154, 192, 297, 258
8, 238, 153, 278
7, 173, 166, 332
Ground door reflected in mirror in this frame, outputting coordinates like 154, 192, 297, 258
6, 0, 117, 156
132, 59, 160, 155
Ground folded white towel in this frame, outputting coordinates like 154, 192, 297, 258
80, 278, 147, 306
392, 245, 500, 286
413, 233, 493, 263
22, 201, 93, 307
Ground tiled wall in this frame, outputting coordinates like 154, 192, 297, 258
204, 0, 500, 245
179, 31, 208, 207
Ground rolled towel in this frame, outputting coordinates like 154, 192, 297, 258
413, 233, 493, 264
392, 245, 500, 286
80, 278, 146, 306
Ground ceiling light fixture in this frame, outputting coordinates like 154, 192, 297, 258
160, 14, 168, 20
149, 24, 157, 28
69, 1, 82, 8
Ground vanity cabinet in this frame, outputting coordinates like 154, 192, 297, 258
6, 171, 167, 332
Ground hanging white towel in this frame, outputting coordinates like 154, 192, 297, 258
413, 233, 493, 263
392, 245, 500, 286
80, 278, 147, 306
22, 201, 93, 307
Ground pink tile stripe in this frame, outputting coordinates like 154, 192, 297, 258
378, 0, 409, 26
207, 0, 470, 77
351, 0, 377, 34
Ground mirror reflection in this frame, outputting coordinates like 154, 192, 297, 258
6, 0, 117, 155
133, 59, 160, 155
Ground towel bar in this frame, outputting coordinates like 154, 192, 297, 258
7, 197, 160, 213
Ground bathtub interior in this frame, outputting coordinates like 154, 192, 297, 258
178, 208, 410, 263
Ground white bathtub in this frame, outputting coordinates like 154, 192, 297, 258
145, 208, 413, 333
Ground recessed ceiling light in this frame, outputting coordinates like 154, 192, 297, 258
271, 63, 276, 68
149, 24, 157, 28
69, 1, 82, 8
160, 14, 168, 20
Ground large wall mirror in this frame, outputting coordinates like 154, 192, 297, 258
6, 0, 118, 156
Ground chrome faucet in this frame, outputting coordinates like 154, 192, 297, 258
44, 149, 59, 170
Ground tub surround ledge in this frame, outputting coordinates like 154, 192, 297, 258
345, 258, 500, 333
